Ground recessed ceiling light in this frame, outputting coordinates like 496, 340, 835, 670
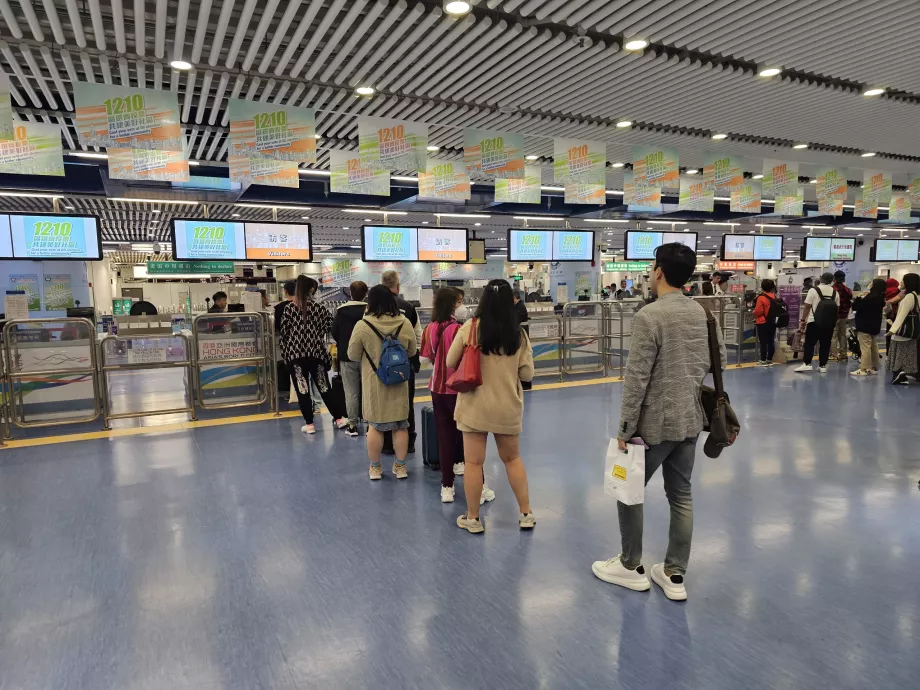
612, 162, 624, 168
421, 221, 429, 224
752, 174, 763, 179
616, 120, 632, 128
809, 179, 817, 183
64, 205, 74, 210
624, 39, 648, 51
232, 213, 240, 217
857, 233, 864, 237
444, 0, 471, 15
152, 209, 161, 214
861, 152, 876, 157
711, 133, 728, 140
301, 216, 309, 219
355, 86, 375, 96
170, 60, 192, 70
474, 222, 481, 226
525, 155, 539, 161
863, 87, 885, 97
758, 67, 781, 77
427, 145, 439, 152
343, 226, 350, 230
793, 143, 808, 149
364, 218, 372, 222
705, 236, 711, 239
314, 134, 321, 139
686, 169, 698, 175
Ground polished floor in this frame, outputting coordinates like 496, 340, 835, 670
1, 364, 919, 689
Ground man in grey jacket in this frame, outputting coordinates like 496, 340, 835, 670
593, 242, 725, 601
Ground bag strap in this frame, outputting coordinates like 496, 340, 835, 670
468, 318, 478, 348
701, 305, 724, 396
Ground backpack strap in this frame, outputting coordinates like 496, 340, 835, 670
360, 319, 404, 373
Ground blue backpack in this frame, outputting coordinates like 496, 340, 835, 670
362, 320, 411, 385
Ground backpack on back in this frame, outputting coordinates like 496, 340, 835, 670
812, 286, 838, 329
765, 295, 789, 328
362, 319, 412, 385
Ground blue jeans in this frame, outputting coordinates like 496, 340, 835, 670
618, 436, 697, 576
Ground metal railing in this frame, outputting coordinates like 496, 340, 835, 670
526, 314, 564, 380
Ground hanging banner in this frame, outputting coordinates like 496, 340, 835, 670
632, 145, 679, 188
762, 159, 799, 197
702, 152, 743, 192
329, 149, 390, 196
495, 165, 542, 204
888, 193, 912, 223
564, 182, 605, 204
228, 156, 299, 188
730, 180, 762, 213
553, 138, 606, 184
678, 175, 714, 212
463, 128, 524, 179
0, 121, 64, 176
418, 160, 471, 201
321, 258, 362, 288
108, 148, 189, 182
854, 191, 877, 219
74, 82, 182, 151
624, 170, 662, 212
909, 175, 920, 207
862, 170, 892, 208
9, 273, 40, 311
0, 73, 13, 140
43, 274, 74, 310
228, 98, 316, 163
358, 117, 427, 172
774, 188, 804, 216
816, 166, 846, 216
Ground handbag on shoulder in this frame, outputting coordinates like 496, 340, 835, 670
700, 308, 740, 458
446, 318, 483, 393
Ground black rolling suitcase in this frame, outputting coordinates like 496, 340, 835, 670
329, 375, 347, 419
421, 406, 439, 469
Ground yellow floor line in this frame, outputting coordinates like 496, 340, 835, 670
0, 361, 764, 450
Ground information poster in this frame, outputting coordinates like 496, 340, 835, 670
730, 180, 761, 213
678, 175, 714, 212
418, 160, 471, 201
624, 170, 662, 212
228, 99, 316, 163
108, 148, 189, 182
173, 219, 246, 260
816, 166, 846, 216
888, 193, 912, 223
463, 128, 524, 179
43, 274, 74, 310
762, 159, 798, 197
495, 165, 542, 204
508, 230, 552, 261
0, 121, 65, 176
632, 145, 679, 188
553, 138, 606, 184
9, 274, 40, 311
0, 73, 13, 140
362, 226, 418, 261
74, 82, 182, 150
10, 215, 101, 259
862, 170, 892, 208
564, 182, 605, 204
245, 223, 311, 261
329, 149, 389, 196
358, 117, 427, 172
910, 175, 920, 207
703, 152, 743, 192
417, 227, 467, 262
854, 191, 877, 219
228, 156, 299, 188
321, 258, 361, 288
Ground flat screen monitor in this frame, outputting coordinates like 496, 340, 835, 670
416, 226, 468, 262
552, 230, 595, 261
9, 214, 102, 260
0, 214, 12, 258
508, 229, 552, 262
624, 231, 698, 261
720, 234, 784, 261
362, 225, 418, 262
898, 239, 920, 262
874, 239, 900, 262
244, 222, 312, 261
830, 237, 856, 261
172, 219, 246, 260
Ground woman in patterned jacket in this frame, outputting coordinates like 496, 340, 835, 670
280, 275, 348, 434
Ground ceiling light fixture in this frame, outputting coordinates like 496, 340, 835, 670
444, 0, 471, 15
711, 133, 728, 140
525, 155, 539, 161
436, 213, 491, 219
234, 203, 312, 211
111, 197, 198, 204
391, 175, 419, 182
540, 185, 565, 192
611, 162, 625, 168
426, 145, 439, 152
616, 120, 632, 128
474, 222, 481, 226
299, 169, 331, 176
863, 87, 885, 97
646, 220, 676, 225
355, 86, 375, 96
861, 152, 876, 157
752, 174, 764, 179
512, 216, 564, 222
314, 134, 321, 139
623, 39, 648, 51
758, 67, 781, 78
340, 209, 407, 215
583, 218, 631, 223
809, 179, 817, 183
231, 213, 240, 217
793, 143, 808, 149
72, 152, 109, 159
685, 169, 698, 175
170, 60, 192, 70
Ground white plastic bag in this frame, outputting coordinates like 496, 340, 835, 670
604, 439, 645, 505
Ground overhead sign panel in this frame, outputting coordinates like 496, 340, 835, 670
74, 82, 182, 151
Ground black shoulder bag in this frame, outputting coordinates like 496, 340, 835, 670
700, 307, 741, 458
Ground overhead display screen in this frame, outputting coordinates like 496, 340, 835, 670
897, 239, 920, 262
0, 214, 12, 258
244, 222, 312, 261
624, 231, 698, 261
508, 229, 552, 262
362, 226, 418, 262
9, 214, 102, 260
173, 219, 246, 260
552, 230, 595, 261
417, 227, 468, 262
874, 239, 900, 262
721, 234, 784, 261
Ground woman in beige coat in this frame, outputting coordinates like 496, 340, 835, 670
347, 285, 418, 480
447, 279, 535, 533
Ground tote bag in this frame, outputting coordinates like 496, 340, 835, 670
604, 439, 645, 505
446, 318, 483, 393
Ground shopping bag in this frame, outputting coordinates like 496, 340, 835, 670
603, 439, 645, 505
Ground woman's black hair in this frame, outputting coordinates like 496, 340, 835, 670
475, 279, 521, 356
293, 275, 318, 309
366, 284, 400, 317
903, 272, 920, 294
761, 278, 775, 293
869, 277, 888, 296
432, 287, 458, 323
701, 281, 714, 296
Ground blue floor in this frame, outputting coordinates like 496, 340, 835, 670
1, 364, 919, 689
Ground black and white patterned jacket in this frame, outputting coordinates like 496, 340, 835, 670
280, 300, 333, 367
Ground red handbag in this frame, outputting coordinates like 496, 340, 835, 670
447, 318, 483, 393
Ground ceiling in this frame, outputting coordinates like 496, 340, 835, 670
0, 0, 917, 252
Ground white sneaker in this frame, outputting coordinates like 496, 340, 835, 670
850, 369, 870, 377
650, 563, 687, 601
519, 513, 536, 529
368, 465, 383, 480
794, 364, 813, 373
456, 513, 484, 534
480, 484, 496, 505
440, 486, 455, 503
818, 366, 828, 373
869, 369, 879, 375
392, 462, 408, 480
301, 424, 316, 434
591, 555, 651, 591
335, 417, 349, 429
453, 462, 465, 476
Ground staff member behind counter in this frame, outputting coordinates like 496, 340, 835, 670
208, 291, 228, 313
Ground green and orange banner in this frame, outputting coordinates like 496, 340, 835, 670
624, 170, 662, 212
730, 180, 761, 213
464, 128, 524, 179
419, 159, 471, 201
862, 169, 892, 208
816, 166, 846, 216
228, 99, 316, 163
564, 182, 605, 204
108, 148, 189, 182
888, 193, 912, 223
762, 159, 798, 197
703, 152, 743, 192
74, 82, 182, 151
909, 175, 920, 207
632, 145, 679, 188
774, 188, 804, 216
678, 175, 714, 212
553, 138, 606, 184
495, 165, 542, 204
358, 117, 427, 172
330, 149, 390, 196
854, 191, 877, 219
228, 156, 299, 188
0, 121, 64, 176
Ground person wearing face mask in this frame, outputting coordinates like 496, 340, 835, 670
453, 288, 470, 323
591, 243, 725, 602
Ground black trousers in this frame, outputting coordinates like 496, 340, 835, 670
287, 357, 345, 424
757, 323, 776, 361
803, 322, 833, 367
